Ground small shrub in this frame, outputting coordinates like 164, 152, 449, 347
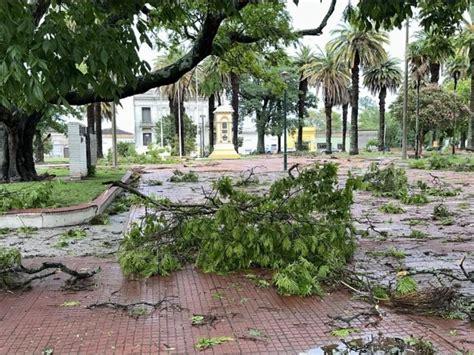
90, 214, 109, 225
379, 202, 405, 214
409, 159, 426, 170
428, 154, 452, 170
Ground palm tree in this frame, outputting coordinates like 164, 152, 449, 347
200, 56, 230, 153
341, 85, 351, 152
303, 47, 350, 154
329, 23, 388, 155
457, 5, 474, 149
408, 41, 430, 157
94, 102, 112, 159
154, 48, 196, 155
363, 57, 402, 151
293, 45, 315, 150
446, 56, 469, 152
413, 30, 454, 84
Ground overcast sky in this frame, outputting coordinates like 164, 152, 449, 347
112, 0, 419, 133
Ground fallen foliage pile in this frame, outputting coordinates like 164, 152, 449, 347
119, 163, 358, 296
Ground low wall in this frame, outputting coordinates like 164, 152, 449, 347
0, 171, 132, 229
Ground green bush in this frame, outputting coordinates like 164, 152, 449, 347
119, 163, 358, 295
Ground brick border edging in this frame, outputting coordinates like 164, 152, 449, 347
0, 171, 133, 229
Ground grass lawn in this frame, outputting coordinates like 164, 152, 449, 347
0, 167, 127, 209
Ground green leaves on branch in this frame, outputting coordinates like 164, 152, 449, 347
119, 163, 358, 296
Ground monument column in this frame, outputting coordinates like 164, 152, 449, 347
208, 105, 240, 160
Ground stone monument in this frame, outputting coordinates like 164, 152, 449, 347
208, 104, 240, 160
68, 122, 88, 180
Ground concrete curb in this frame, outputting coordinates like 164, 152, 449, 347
0, 171, 133, 229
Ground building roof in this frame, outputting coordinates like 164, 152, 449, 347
102, 128, 134, 136
214, 104, 234, 113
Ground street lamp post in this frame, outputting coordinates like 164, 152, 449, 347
281, 71, 289, 171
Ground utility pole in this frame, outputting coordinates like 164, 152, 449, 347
402, 18, 409, 160
281, 71, 289, 171
111, 101, 118, 167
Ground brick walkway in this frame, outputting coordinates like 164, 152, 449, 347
0, 257, 468, 354
1, 155, 473, 353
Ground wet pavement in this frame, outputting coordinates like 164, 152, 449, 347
0, 155, 473, 353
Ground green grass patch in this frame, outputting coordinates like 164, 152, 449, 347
1, 167, 126, 210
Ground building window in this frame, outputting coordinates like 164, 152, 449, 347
337, 144, 343, 150
221, 122, 228, 142
317, 143, 327, 149
142, 107, 151, 124
143, 133, 152, 146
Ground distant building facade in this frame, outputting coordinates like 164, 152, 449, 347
133, 90, 208, 153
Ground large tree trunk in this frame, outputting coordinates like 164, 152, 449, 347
277, 134, 281, 153
0, 110, 42, 182
429, 62, 440, 84
297, 76, 308, 150
350, 51, 360, 155
324, 98, 332, 155
378, 87, 386, 151
256, 110, 265, 154
208, 94, 215, 153
342, 103, 348, 152
95, 103, 103, 159
230, 72, 240, 151
415, 83, 421, 158
87, 104, 95, 133
469, 49, 474, 150
34, 130, 45, 163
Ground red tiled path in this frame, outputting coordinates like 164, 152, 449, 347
0, 257, 470, 354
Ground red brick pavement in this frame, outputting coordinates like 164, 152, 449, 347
0, 257, 470, 354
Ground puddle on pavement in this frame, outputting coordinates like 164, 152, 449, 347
301, 335, 435, 354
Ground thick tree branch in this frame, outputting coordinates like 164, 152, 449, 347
32, 0, 51, 27
295, 0, 336, 36
63, 1, 251, 105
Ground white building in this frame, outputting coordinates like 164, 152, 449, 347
133, 90, 208, 154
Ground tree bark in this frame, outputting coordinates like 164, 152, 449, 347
87, 104, 95, 133
208, 94, 215, 153
429, 62, 440, 84
230, 72, 240, 151
378, 87, 386, 151
277, 134, 281, 153
342, 103, 348, 152
297, 76, 308, 150
256, 110, 265, 154
170, 95, 186, 155
350, 50, 360, 155
324, 97, 332, 155
0, 110, 42, 182
95, 103, 103, 159
34, 130, 45, 163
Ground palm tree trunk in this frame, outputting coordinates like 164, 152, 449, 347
415, 82, 421, 158
208, 94, 215, 153
179, 97, 185, 155
469, 49, 474, 149
230, 72, 240, 151
95, 103, 103, 158
325, 99, 332, 154
378, 87, 386, 151
342, 103, 348, 152
350, 51, 360, 155
429, 62, 440, 84
297, 76, 308, 150
256, 110, 265, 154
277, 134, 281, 153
